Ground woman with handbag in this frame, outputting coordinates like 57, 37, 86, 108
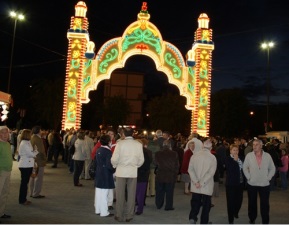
18, 129, 38, 205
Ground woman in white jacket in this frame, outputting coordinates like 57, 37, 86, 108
18, 129, 38, 205
72, 131, 87, 187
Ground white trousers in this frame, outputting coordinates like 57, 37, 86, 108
95, 188, 112, 217
108, 189, 114, 206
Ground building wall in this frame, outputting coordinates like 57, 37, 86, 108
104, 70, 144, 126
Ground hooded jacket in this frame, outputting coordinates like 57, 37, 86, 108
188, 139, 217, 195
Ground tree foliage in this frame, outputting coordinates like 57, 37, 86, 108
146, 94, 191, 135
102, 95, 131, 130
210, 88, 249, 137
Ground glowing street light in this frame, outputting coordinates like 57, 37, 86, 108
261, 41, 274, 133
7, 11, 25, 94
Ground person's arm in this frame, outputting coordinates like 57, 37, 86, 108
267, 154, 276, 180
137, 146, 145, 168
242, 155, 250, 180
91, 141, 101, 159
111, 143, 120, 168
188, 156, 199, 187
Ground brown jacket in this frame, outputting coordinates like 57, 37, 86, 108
31, 134, 46, 167
155, 146, 179, 183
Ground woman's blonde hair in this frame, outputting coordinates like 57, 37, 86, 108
20, 129, 32, 141
230, 144, 239, 151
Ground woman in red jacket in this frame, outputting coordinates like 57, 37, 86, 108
180, 139, 195, 194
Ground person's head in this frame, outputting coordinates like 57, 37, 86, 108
107, 129, 115, 141
99, 134, 111, 146
192, 132, 199, 138
234, 138, 241, 146
280, 143, 286, 151
155, 129, 162, 138
147, 133, 154, 141
203, 139, 212, 151
163, 139, 172, 150
123, 127, 134, 137
273, 138, 280, 145
20, 129, 32, 141
192, 138, 203, 153
117, 127, 123, 134
32, 126, 41, 135
88, 131, 94, 139
253, 139, 263, 153
187, 140, 195, 151
77, 131, 85, 140
240, 137, 247, 144
0, 126, 9, 142
163, 131, 170, 140
230, 144, 239, 156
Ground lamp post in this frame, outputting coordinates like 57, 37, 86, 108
261, 42, 274, 133
7, 11, 24, 94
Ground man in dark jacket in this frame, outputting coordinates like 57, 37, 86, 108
154, 140, 179, 211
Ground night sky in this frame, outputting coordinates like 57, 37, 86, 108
1, 0, 289, 107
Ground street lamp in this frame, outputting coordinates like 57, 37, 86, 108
7, 11, 25, 94
261, 41, 274, 133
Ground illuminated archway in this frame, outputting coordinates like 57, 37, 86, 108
62, 1, 214, 137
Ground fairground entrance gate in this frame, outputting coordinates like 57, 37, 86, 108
61, 1, 214, 137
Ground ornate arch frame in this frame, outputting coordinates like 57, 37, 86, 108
62, 1, 214, 137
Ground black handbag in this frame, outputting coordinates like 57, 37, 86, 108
89, 160, 96, 179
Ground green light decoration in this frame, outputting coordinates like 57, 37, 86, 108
83, 59, 92, 89
188, 67, 196, 102
199, 96, 208, 107
198, 118, 206, 129
187, 83, 194, 95
67, 111, 76, 122
67, 87, 76, 98
199, 68, 208, 79
122, 28, 161, 53
99, 48, 118, 73
166, 43, 185, 67
164, 53, 181, 78
83, 76, 90, 89
188, 67, 195, 78
71, 59, 80, 69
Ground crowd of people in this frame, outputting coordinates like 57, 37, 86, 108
0, 125, 289, 224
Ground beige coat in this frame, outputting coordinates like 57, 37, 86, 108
188, 147, 217, 196
111, 137, 144, 178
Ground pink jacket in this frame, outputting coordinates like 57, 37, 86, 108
278, 155, 288, 172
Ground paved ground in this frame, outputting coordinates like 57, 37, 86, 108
1, 160, 289, 224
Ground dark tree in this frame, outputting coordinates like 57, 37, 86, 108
210, 88, 249, 138
146, 94, 191, 135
